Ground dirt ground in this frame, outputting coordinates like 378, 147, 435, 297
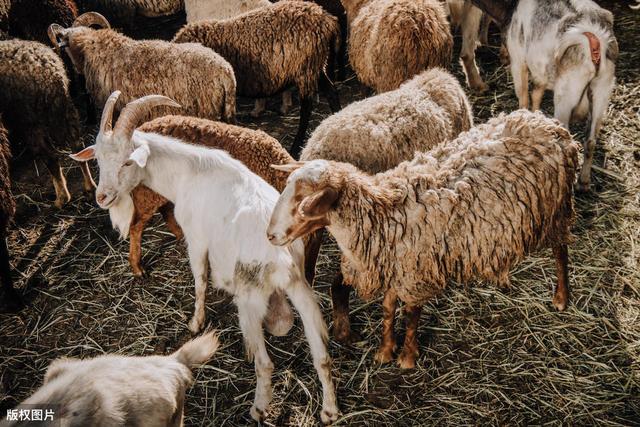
1, 1, 639, 425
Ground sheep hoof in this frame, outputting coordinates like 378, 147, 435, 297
131, 266, 146, 278
471, 81, 489, 93
374, 348, 394, 364
397, 352, 416, 370
575, 180, 591, 193
54, 194, 71, 209
320, 407, 339, 425
552, 294, 567, 312
250, 405, 266, 422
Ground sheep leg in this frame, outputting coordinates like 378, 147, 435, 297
511, 60, 530, 109
337, 14, 348, 81
128, 208, 153, 278
460, 7, 487, 92
552, 245, 570, 311
374, 288, 397, 364
289, 96, 314, 160
280, 90, 293, 116
331, 271, 353, 344
187, 244, 209, 334
236, 291, 273, 423
44, 155, 71, 209
531, 85, 545, 111
304, 228, 324, 285
0, 236, 21, 311
397, 305, 422, 369
158, 203, 183, 240
286, 280, 339, 424
79, 162, 96, 193
251, 99, 267, 118
319, 71, 341, 113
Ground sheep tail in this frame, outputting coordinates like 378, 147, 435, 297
173, 329, 219, 369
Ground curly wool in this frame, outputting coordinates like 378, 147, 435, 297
344, 0, 453, 92
8, 0, 77, 43
0, 39, 80, 153
185, 0, 271, 22
173, 1, 338, 98
0, 117, 14, 232
321, 110, 579, 305
67, 28, 236, 122
78, 0, 183, 18
301, 68, 473, 173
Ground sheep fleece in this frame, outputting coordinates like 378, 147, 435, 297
327, 110, 579, 305
347, 0, 453, 92
300, 68, 473, 173
173, 1, 338, 98
0, 117, 14, 231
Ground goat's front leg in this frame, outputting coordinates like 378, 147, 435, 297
286, 281, 339, 424
236, 292, 273, 422
78, 162, 96, 193
374, 288, 397, 364
187, 243, 209, 334
511, 60, 530, 109
397, 304, 422, 369
128, 209, 152, 278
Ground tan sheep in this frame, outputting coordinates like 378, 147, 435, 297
300, 68, 473, 343
3, 331, 218, 427
343, 0, 453, 92
268, 110, 579, 369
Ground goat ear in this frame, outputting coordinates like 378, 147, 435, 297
299, 187, 339, 218
271, 161, 306, 174
128, 145, 150, 168
69, 145, 96, 162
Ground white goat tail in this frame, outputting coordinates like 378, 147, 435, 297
173, 330, 219, 368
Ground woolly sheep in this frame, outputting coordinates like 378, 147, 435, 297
72, 93, 339, 423
3, 331, 218, 427
48, 12, 236, 124
0, 39, 95, 208
342, 0, 453, 93
8, 0, 77, 44
73, 114, 296, 337
505, 0, 618, 192
173, 1, 342, 158
0, 116, 18, 311
300, 68, 473, 343
269, 110, 579, 369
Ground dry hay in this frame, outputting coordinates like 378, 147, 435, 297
1, 1, 639, 425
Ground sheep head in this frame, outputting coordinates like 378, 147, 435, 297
267, 160, 339, 246
70, 91, 180, 209
48, 12, 110, 73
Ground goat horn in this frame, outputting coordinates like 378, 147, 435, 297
73, 12, 110, 28
114, 95, 181, 141
47, 24, 64, 50
100, 91, 121, 134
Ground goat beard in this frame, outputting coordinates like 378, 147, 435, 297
108, 192, 135, 239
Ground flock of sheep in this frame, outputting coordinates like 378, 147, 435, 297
0, 0, 623, 425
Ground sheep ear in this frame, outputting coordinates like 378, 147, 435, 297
271, 161, 306, 174
128, 145, 150, 168
69, 145, 96, 162
299, 187, 339, 218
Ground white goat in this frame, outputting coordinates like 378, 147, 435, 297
506, 0, 618, 191
70, 92, 339, 424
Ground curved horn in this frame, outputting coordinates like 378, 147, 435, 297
114, 95, 181, 141
47, 24, 64, 50
100, 91, 122, 134
73, 12, 110, 29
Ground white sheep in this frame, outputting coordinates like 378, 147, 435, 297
3, 331, 219, 427
505, 0, 618, 191
71, 92, 339, 424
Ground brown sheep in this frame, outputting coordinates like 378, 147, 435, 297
0, 115, 19, 311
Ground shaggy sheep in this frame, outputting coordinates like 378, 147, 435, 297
72, 93, 339, 423
342, 0, 453, 93
185, 0, 270, 21
8, 0, 78, 44
0, 39, 95, 208
269, 110, 579, 369
5, 331, 218, 426
173, 0, 342, 158
0, 0, 10, 34
48, 12, 236, 124
300, 68, 473, 342
505, 0, 618, 192
0, 116, 19, 311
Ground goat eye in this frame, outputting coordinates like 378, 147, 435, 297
122, 160, 133, 167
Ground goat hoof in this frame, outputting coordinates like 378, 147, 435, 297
250, 405, 266, 422
576, 180, 591, 193
397, 351, 416, 370
131, 267, 146, 278
54, 195, 71, 209
472, 81, 489, 93
552, 294, 567, 312
374, 348, 394, 364
320, 407, 339, 425
188, 317, 203, 335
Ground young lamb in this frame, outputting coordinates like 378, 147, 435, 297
72, 92, 339, 423
73, 114, 296, 338
0, 39, 95, 208
268, 110, 579, 369
446, 0, 489, 92
3, 331, 219, 427
0, 116, 19, 311
173, 0, 342, 158
48, 12, 236, 124
300, 68, 473, 343
505, 0, 618, 191
341, 0, 453, 93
